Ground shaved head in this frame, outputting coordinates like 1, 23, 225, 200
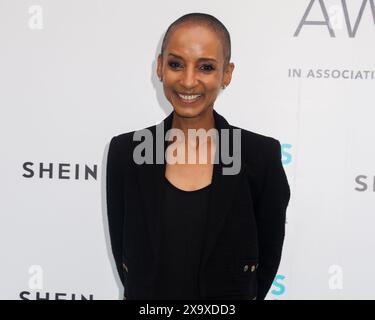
160, 13, 231, 68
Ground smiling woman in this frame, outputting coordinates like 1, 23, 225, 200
106, 12, 291, 300
157, 14, 234, 121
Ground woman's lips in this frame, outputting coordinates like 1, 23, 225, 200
175, 92, 203, 104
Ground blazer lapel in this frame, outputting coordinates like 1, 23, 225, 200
136, 110, 245, 273
136, 111, 173, 263
199, 111, 246, 273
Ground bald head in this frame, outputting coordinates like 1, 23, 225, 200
160, 13, 231, 68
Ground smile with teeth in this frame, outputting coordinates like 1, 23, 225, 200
177, 93, 203, 103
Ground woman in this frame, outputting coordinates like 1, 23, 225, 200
106, 13, 291, 300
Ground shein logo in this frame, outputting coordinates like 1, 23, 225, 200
294, 0, 375, 37
22, 162, 97, 180
20, 291, 94, 300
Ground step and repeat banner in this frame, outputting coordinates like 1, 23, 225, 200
1, 0, 374, 299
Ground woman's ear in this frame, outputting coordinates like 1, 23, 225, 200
157, 54, 163, 81
223, 62, 235, 87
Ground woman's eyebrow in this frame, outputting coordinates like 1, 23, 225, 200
168, 53, 217, 63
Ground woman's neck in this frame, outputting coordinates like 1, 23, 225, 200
171, 107, 215, 136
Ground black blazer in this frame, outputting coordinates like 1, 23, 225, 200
106, 110, 291, 300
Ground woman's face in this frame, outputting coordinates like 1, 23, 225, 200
157, 23, 234, 119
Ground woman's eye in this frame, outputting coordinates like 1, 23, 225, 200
168, 61, 215, 72
200, 64, 215, 72
168, 61, 182, 69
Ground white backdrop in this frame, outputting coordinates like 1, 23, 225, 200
1, 0, 374, 299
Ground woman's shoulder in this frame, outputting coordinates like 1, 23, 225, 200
232, 125, 280, 151
108, 122, 158, 162
108, 131, 133, 149
107, 130, 139, 162
229, 125, 282, 167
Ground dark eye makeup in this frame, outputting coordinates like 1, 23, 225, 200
200, 64, 215, 72
167, 60, 215, 72
168, 60, 182, 69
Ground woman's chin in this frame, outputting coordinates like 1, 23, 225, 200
172, 106, 205, 119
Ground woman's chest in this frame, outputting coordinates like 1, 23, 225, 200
165, 163, 213, 191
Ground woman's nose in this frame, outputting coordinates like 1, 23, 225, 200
180, 66, 198, 89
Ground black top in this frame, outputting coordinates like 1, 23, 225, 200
154, 176, 212, 300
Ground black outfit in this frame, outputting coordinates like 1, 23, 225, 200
154, 177, 211, 300
106, 110, 291, 300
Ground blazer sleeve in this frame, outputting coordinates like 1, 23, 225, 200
254, 138, 290, 300
106, 136, 125, 286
